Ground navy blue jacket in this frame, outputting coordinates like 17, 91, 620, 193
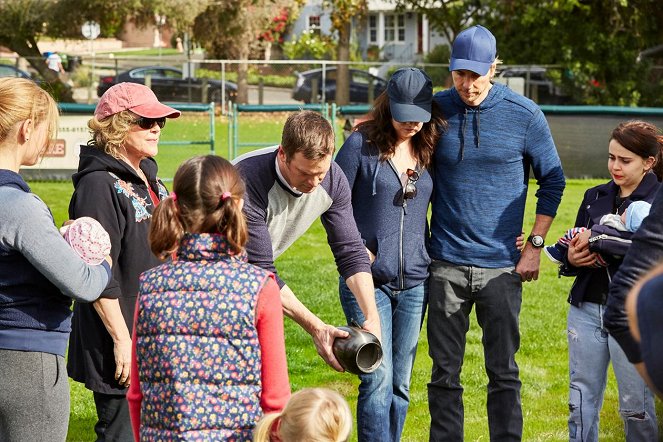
561, 173, 660, 306
0, 170, 111, 357
336, 131, 432, 290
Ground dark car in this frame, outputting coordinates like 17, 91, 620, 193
0, 64, 32, 80
97, 66, 237, 104
495, 66, 571, 105
292, 67, 387, 104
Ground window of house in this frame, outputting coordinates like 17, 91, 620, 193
384, 14, 405, 42
368, 15, 378, 44
308, 15, 321, 35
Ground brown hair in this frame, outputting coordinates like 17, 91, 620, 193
149, 155, 247, 259
354, 91, 447, 169
87, 110, 136, 158
611, 120, 663, 181
0, 77, 59, 148
253, 388, 352, 442
280, 111, 335, 162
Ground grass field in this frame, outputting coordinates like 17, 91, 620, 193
26, 115, 662, 441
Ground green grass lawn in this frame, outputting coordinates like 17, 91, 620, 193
27, 116, 662, 441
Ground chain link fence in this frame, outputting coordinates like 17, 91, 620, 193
4, 54, 663, 178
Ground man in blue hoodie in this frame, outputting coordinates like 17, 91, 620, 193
427, 25, 565, 441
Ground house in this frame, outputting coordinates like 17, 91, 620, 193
289, 0, 449, 65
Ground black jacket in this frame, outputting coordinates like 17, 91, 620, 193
67, 145, 167, 394
605, 182, 663, 364
561, 173, 660, 307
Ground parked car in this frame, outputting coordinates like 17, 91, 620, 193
97, 66, 237, 104
0, 64, 32, 80
292, 67, 387, 104
495, 66, 571, 105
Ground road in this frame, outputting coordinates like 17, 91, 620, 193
74, 85, 298, 106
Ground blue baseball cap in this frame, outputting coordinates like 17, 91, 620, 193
449, 25, 497, 76
387, 68, 433, 123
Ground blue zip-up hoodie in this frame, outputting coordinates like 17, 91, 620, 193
0, 169, 111, 357
430, 83, 565, 267
336, 131, 432, 290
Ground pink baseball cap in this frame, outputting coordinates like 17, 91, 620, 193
94, 82, 181, 120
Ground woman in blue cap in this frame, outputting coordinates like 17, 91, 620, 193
335, 67, 445, 442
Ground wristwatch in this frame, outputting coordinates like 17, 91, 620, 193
527, 234, 545, 248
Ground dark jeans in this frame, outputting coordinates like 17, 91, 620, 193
93, 392, 134, 442
427, 260, 523, 442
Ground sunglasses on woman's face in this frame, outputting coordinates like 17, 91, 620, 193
134, 117, 166, 130
404, 168, 419, 200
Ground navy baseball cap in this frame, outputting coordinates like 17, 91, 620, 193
387, 68, 433, 123
637, 273, 663, 395
449, 25, 497, 76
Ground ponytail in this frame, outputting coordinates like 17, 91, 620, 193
253, 412, 280, 442
148, 196, 184, 259
216, 193, 248, 255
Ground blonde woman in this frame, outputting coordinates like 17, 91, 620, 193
66, 82, 180, 440
0, 78, 111, 441
254, 388, 352, 442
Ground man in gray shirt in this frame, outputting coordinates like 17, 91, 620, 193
234, 110, 381, 371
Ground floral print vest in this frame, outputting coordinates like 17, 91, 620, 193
135, 233, 271, 441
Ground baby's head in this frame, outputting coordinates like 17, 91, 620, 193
624, 200, 652, 232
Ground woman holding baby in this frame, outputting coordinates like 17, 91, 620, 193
559, 120, 663, 442
0, 78, 112, 441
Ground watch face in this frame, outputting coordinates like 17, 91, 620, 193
530, 235, 544, 247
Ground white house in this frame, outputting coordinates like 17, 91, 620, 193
289, 0, 450, 64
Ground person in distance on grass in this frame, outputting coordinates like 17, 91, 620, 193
233, 110, 381, 372
0, 77, 112, 441
426, 25, 566, 441
67, 82, 180, 441
253, 388, 352, 442
128, 155, 290, 440
558, 121, 661, 441
335, 67, 446, 442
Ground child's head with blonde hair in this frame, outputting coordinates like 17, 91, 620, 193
253, 388, 352, 442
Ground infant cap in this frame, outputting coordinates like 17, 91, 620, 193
449, 25, 497, 76
62, 217, 111, 265
625, 200, 652, 232
95, 82, 181, 120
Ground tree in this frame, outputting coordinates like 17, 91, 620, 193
396, 0, 663, 106
0, 0, 209, 102
0, 0, 74, 101
193, 0, 300, 104
326, 0, 368, 105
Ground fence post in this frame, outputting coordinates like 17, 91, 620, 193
209, 102, 216, 155
258, 78, 264, 105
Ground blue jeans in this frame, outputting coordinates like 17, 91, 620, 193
567, 302, 658, 442
427, 260, 523, 442
339, 277, 427, 442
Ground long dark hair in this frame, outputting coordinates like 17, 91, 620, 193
354, 91, 447, 168
611, 120, 663, 181
149, 155, 248, 259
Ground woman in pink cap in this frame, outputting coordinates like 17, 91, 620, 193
67, 82, 180, 441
